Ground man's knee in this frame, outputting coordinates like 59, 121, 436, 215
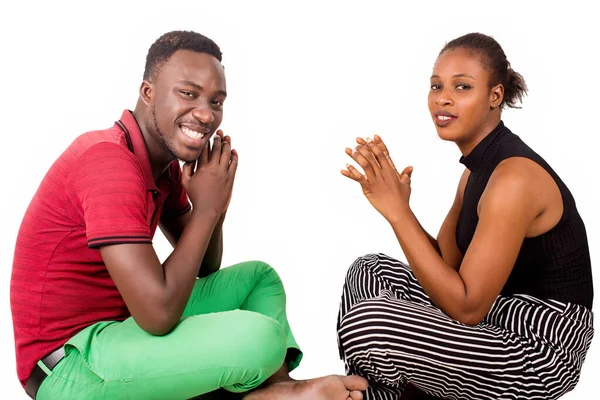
233, 311, 287, 371
224, 311, 287, 392
238, 260, 283, 286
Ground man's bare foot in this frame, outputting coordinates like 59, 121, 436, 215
244, 375, 368, 400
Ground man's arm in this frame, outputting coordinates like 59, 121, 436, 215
160, 211, 224, 277
101, 211, 220, 336
101, 134, 237, 335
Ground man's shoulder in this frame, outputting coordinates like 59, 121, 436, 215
67, 126, 129, 157
52, 125, 141, 184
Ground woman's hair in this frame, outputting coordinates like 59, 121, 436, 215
440, 33, 528, 109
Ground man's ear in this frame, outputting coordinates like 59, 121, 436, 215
490, 83, 504, 108
139, 80, 153, 107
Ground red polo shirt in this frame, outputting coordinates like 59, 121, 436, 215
10, 110, 191, 386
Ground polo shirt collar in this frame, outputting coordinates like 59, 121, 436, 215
118, 110, 172, 192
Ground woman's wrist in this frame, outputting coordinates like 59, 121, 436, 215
387, 204, 412, 225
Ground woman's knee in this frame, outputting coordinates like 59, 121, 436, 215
345, 253, 379, 282
345, 253, 412, 288
338, 295, 412, 360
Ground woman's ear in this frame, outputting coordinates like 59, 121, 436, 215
490, 84, 504, 108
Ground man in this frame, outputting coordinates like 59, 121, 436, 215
10, 30, 367, 399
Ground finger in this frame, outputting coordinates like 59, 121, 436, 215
210, 132, 222, 163
355, 137, 367, 145
341, 167, 360, 182
355, 143, 381, 176
220, 135, 232, 167
223, 134, 231, 146
401, 172, 411, 185
373, 134, 388, 154
367, 137, 390, 174
400, 165, 414, 178
228, 149, 239, 176
346, 147, 375, 181
346, 164, 368, 189
199, 138, 210, 166
181, 160, 196, 180
374, 134, 398, 171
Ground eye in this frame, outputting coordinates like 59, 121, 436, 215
180, 90, 196, 99
211, 99, 224, 108
430, 84, 441, 91
456, 84, 471, 91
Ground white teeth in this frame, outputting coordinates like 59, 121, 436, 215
181, 126, 205, 140
437, 115, 451, 121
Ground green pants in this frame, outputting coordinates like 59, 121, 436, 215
36, 261, 302, 400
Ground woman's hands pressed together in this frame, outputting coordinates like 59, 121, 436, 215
341, 135, 413, 223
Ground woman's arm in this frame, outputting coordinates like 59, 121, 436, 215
435, 169, 469, 271
343, 139, 546, 325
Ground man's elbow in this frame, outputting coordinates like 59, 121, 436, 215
134, 310, 176, 336
197, 262, 220, 278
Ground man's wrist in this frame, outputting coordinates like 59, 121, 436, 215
190, 208, 222, 225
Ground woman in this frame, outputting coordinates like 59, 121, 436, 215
337, 32, 594, 400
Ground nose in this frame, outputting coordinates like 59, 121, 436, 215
191, 103, 214, 125
436, 88, 453, 107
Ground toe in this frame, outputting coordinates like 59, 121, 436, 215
343, 375, 369, 391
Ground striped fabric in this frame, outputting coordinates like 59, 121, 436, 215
337, 253, 594, 400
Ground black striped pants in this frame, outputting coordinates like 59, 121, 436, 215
337, 253, 594, 400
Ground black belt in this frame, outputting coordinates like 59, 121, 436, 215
25, 347, 66, 399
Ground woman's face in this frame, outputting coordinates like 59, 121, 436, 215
428, 47, 502, 146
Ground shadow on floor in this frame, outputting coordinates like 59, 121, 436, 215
189, 389, 243, 400
189, 384, 440, 399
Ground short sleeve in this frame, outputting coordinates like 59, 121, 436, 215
161, 161, 191, 219
66, 142, 152, 248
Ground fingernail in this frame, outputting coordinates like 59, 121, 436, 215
366, 137, 373, 143
346, 164, 351, 168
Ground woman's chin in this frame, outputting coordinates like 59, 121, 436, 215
435, 128, 459, 142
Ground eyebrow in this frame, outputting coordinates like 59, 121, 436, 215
179, 80, 227, 97
430, 74, 475, 80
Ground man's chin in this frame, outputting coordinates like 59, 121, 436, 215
176, 151, 202, 164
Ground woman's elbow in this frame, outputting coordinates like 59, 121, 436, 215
455, 313, 485, 326
448, 302, 488, 326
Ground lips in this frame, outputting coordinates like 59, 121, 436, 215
179, 124, 211, 149
180, 124, 210, 139
434, 111, 457, 127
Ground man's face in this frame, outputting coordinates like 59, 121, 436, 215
147, 50, 227, 162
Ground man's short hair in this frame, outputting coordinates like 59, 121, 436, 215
143, 30, 222, 81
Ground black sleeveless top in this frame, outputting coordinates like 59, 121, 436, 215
456, 121, 593, 309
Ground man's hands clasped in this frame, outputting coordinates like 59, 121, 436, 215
182, 130, 238, 218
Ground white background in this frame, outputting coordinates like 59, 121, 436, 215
1, 0, 598, 398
